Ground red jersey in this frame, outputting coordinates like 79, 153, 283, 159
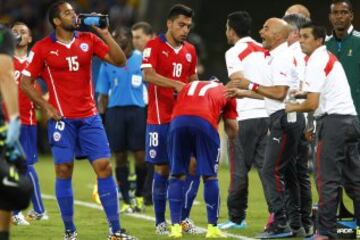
14, 56, 36, 125
141, 34, 197, 124
23, 31, 109, 118
172, 81, 238, 130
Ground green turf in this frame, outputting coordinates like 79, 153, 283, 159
10, 155, 349, 240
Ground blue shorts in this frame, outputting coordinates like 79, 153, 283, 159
48, 115, 111, 164
168, 116, 220, 177
105, 106, 146, 152
20, 125, 38, 165
145, 124, 169, 164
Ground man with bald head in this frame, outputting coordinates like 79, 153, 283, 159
227, 18, 305, 238
285, 4, 311, 19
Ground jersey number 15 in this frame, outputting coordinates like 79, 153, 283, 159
66, 56, 79, 71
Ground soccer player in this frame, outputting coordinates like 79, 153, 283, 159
227, 18, 305, 238
286, 22, 360, 240
20, 1, 136, 239
97, 27, 147, 213
167, 80, 238, 238
0, 25, 24, 240
141, 4, 199, 234
218, 11, 269, 230
10, 21, 48, 226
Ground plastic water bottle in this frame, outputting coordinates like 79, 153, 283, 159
76, 14, 109, 28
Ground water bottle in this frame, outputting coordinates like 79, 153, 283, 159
76, 14, 109, 28
287, 96, 297, 123
13, 33, 22, 46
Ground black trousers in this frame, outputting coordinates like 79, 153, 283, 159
226, 117, 269, 223
284, 126, 312, 230
262, 110, 304, 226
315, 115, 360, 239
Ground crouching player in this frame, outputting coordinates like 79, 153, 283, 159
167, 80, 238, 238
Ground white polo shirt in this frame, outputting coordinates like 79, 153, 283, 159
225, 37, 268, 121
289, 41, 306, 90
304, 46, 357, 117
263, 42, 298, 115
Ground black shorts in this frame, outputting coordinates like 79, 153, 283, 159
105, 106, 146, 152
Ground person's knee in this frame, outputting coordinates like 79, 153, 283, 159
188, 158, 197, 175
115, 152, 127, 167
170, 174, 186, 180
134, 151, 145, 166
93, 159, 113, 178
154, 164, 169, 176
55, 163, 73, 179
203, 175, 217, 181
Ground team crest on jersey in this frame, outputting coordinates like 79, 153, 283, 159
143, 48, 151, 59
53, 131, 62, 142
149, 149, 157, 159
80, 43, 89, 52
185, 53, 192, 63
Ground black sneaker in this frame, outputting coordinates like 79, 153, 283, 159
291, 226, 306, 237
255, 223, 292, 239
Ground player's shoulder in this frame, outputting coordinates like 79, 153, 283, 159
183, 41, 196, 53
32, 35, 53, 51
77, 31, 95, 39
147, 35, 163, 46
352, 30, 360, 39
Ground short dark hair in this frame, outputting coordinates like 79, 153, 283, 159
131, 21, 153, 36
48, 0, 68, 28
227, 11, 252, 37
10, 21, 32, 35
301, 22, 327, 44
331, 0, 353, 12
283, 14, 311, 30
167, 4, 193, 20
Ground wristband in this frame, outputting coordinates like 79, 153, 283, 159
248, 82, 260, 91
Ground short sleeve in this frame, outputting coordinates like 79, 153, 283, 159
22, 42, 45, 78
225, 48, 244, 77
96, 63, 111, 94
91, 33, 110, 60
223, 98, 238, 119
141, 39, 158, 69
303, 62, 326, 93
0, 27, 15, 57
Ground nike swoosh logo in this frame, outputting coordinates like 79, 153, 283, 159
2, 177, 19, 187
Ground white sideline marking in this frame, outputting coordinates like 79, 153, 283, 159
42, 194, 254, 240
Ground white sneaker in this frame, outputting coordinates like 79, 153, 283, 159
12, 212, 30, 225
181, 218, 203, 234
26, 210, 49, 221
155, 221, 169, 235
64, 230, 77, 240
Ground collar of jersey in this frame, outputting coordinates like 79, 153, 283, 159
159, 33, 183, 54
269, 42, 288, 57
332, 25, 354, 41
50, 31, 79, 43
